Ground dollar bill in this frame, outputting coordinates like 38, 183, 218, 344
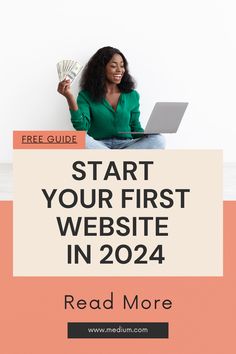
57, 60, 83, 83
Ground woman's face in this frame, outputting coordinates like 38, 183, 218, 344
105, 54, 125, 84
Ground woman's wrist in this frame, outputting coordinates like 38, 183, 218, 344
66, 95, 78, 111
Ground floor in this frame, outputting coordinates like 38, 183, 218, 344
0, 163, 235, 200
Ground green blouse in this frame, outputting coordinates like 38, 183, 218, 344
69, 89, 144, 140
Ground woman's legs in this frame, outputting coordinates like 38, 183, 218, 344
86, 134, 166, 149
86, 134, 110, 149
108, 134, 166, 149
123, 134, 166, 149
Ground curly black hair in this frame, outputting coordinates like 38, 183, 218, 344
80, 46, 136, 101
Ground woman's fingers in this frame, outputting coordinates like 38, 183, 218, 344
57, 79, 71, 95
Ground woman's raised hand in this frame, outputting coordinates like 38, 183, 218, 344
57, 79, 73, 99
57, 79, 78, 111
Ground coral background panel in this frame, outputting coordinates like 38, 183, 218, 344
0, 201, 235, 354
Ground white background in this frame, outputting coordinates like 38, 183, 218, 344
1, 0, 236, 162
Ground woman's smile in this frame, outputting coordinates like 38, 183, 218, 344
113, 74, 123, 81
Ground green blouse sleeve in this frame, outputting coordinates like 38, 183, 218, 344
130, 91, 144, 138
69, 91, 91, 131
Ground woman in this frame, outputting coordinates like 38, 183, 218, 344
57, 46, 165, 149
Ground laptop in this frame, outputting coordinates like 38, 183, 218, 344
119, 102, 188, 134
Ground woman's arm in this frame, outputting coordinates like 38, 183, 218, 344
130, 91, 144, 137
66, 95, 78, 111
57, 80, 91, 131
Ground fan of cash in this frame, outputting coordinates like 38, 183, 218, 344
57, 60, 83, 83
